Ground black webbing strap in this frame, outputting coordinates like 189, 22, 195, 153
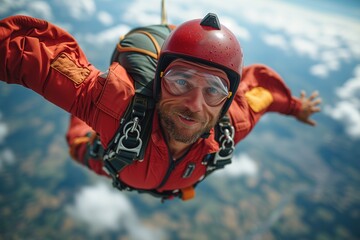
201, 114, 235, 176
103, 94, 154, 186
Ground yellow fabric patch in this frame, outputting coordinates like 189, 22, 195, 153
245, 87, 273, 112
51, 53, 90, 85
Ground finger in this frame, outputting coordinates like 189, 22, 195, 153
312, 98, 322, 106
300, 90, 306, 99
309, 91, 319, 101
311, 106, 321, 113
305, 118, 316, 126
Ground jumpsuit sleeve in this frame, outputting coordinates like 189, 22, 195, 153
0, 15, 98, 107
0, 15, 135, 148
66, 115, 108, 176
229, 64, 302, 143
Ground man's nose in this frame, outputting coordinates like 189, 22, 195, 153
183, 88, 206, 112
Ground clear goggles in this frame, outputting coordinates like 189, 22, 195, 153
162, 67, 232, 107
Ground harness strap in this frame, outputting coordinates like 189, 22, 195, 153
103, 94, 154, 183
103, 111, 234, 202
202, 114, 235, 176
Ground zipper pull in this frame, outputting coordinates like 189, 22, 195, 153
182, 163, 195, 178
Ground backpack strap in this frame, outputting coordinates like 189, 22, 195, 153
116, 30, 163, 59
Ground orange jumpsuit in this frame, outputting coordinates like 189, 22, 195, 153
0, 15, 301, 195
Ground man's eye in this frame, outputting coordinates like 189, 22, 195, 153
175, 79, 188, 86
206, 87, 220, 96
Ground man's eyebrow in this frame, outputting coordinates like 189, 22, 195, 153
206, 78, 227, 90
170, 69, 192, 79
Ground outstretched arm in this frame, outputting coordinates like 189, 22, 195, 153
296, 90, 322, 126
0, 15, 100, 117
0, 15, 135, 147
230, 64, 322, 143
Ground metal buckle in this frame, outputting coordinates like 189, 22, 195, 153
210, 125, 235, 169
117, 135, 143, 158
115, 117, 143, 159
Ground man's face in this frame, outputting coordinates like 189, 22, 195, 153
158, 59, 230, 144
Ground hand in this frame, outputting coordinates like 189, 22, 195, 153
296, 90, 322, 126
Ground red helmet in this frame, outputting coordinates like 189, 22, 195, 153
154, 13, 243, 117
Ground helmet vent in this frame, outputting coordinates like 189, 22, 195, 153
200, 13, 221, 30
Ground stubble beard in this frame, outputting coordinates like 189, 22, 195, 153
158, 105, 219, 144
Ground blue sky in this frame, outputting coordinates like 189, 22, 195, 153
1, 0, 360, 238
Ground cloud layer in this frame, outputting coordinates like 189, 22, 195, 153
67, 183, 163, 239
0, 112, 15, 170
325, 65, 360, 138
215, 153, 258, 178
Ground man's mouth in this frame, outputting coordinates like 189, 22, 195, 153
178, 113, 197, 125
179, 114, 193, 121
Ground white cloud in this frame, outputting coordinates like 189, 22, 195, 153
2, 1, 51, 19
239, 0, 360, 78
55, 0, 96, 20
67, 183, 163, 239
0, 123, 7, 144
97, 11, 113, 26
0, 149, 15, 170
0, 113, 8, 144
336, 66, 360, 101
0, 0, 27, 15
27, 1, 53, 20
122, 0, 169, 25
262, 34, 288, 51
325, 65, 360, 138
77, 24, 130, 46
215, 153, 258, 178
221, 16, 251, 41
310, 64, 330, 78
325, 101, 360, 138
291, 37, 319, 59
0, 113, 15, 169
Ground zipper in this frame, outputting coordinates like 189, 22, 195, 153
156, 156, 177, 189
156, 120, 192, 190
156, 148, 190, 190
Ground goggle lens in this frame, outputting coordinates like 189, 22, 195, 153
163, 68, 231, 106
